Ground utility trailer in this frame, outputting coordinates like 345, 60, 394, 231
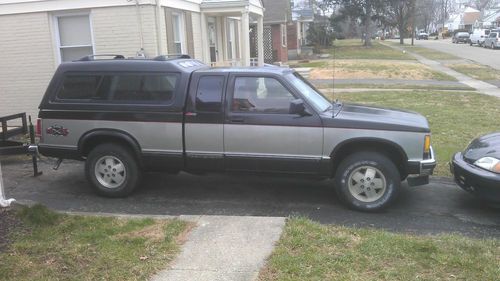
0, 113, 41, 176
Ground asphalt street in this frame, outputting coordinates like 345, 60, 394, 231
2, 157, 499, 238
411, 38, 500, 70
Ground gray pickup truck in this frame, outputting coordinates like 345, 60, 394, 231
35, 56, 435, 211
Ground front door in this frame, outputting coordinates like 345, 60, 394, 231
223, 74, 324, 174
208, 17, 217, 64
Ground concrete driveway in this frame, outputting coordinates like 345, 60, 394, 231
410, 38, 500, 70
2, 157, 500, 238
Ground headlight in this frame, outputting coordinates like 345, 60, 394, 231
474, 157, 500, 174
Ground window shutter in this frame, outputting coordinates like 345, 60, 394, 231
185, 12, 195, 57
165, 8, 176, 54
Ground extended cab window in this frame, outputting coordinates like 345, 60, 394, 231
232, 77, 295, 114
196, 76, 224, 112
57, 75, 103, 100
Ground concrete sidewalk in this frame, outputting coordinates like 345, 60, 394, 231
383, 42, 500, 98
151, 215, 285, 281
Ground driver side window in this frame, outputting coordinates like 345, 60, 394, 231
232, 76, 295, 114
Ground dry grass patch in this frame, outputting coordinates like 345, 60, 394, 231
309, 60, 456, 81
0, 205, 192, 281
447, 63, 500, 81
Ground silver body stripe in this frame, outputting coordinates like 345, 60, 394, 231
223, 124, 324, 158
185, 124, 224, 154
41, 119, 183, 152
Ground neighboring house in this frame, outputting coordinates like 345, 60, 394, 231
0, 0, 264, 118
257, 0, 290, 64
288, 4, 314, 59
482, 8, 500, 28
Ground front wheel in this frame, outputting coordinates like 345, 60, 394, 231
334, 152, 400, 211
85, 143, 141, 197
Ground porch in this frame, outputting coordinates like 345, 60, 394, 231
200, 0, 264, 67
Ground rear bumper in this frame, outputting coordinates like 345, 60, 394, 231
450, 152, 500, 201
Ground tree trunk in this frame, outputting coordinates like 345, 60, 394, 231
364, 6, 372, 46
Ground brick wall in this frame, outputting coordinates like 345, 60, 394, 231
271, 24, 287, 63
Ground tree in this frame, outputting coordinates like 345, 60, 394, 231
379, 0, 414, 45
337, 0, 384, 46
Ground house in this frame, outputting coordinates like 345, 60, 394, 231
288, 3, 314, 59
482, 8, 500, 28
0, 0, 264, 119
256, 0, 290, 64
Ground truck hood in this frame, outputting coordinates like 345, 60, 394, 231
463, 132, 500, 162
325, 103, 430, 133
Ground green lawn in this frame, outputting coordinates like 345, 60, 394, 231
326, 90, 500, 176
447, 63, 500, 81
330, 39, 415, 60
0, 205, 191, 281
259, 218, 500, 281
386, 42, 460, 60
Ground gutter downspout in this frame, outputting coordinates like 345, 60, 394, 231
155, 0, 164, 55
134, 0, 145, 56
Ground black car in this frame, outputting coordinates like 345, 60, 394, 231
451, 133, 500, 202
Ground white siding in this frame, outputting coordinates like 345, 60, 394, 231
191, 12, 203, 60
92, 5, 159, 57
0, 12, 56, 119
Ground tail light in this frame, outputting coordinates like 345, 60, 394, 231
35, 118, 42, 137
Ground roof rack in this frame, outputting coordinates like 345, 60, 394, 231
153, 54, 191, 61
77, 54, 125, 61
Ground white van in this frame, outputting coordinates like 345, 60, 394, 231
470, 29, 490, 46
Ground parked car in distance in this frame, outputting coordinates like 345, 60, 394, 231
484, 31, 500, 49
450, 132, 500, 203
34, 55, 436, 212
417, 32, 429, 40
452, 32, 470, 43
469, 29, 490, 46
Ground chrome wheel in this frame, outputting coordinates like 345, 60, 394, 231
94, 156, 126, 189
347, 166, 387, 203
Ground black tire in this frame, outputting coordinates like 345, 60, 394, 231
334, 151, 400, 212
85, 143, 141, 197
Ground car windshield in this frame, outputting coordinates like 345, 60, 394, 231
287, 72, 332, 113
458, 32, 469, 36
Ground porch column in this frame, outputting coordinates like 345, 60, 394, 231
201, 12, 210, 64
257, 15, 264, 66
240, 10, 250, 66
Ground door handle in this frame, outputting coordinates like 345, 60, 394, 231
230, 118, 244, 123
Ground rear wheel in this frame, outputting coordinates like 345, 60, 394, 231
85, 143, 141, 197
492, 43, 495, 49
334, 152, 400, 211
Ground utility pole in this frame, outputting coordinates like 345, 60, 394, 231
411, 0, 416, 46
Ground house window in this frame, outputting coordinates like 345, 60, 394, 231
172, 13, 185, 53
55, 14, 93, 62
281, 24, 287, 47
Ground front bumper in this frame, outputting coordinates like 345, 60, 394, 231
407, 146, 436, 186
450, 152, 500, 201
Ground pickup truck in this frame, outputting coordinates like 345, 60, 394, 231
35, 56, 436, 211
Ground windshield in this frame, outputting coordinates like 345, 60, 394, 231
287, 72, 332, 113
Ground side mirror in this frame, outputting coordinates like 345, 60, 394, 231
289, 99, 310, 116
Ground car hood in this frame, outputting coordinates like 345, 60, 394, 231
463, 132, 500, 162
325, 103, 430, 133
